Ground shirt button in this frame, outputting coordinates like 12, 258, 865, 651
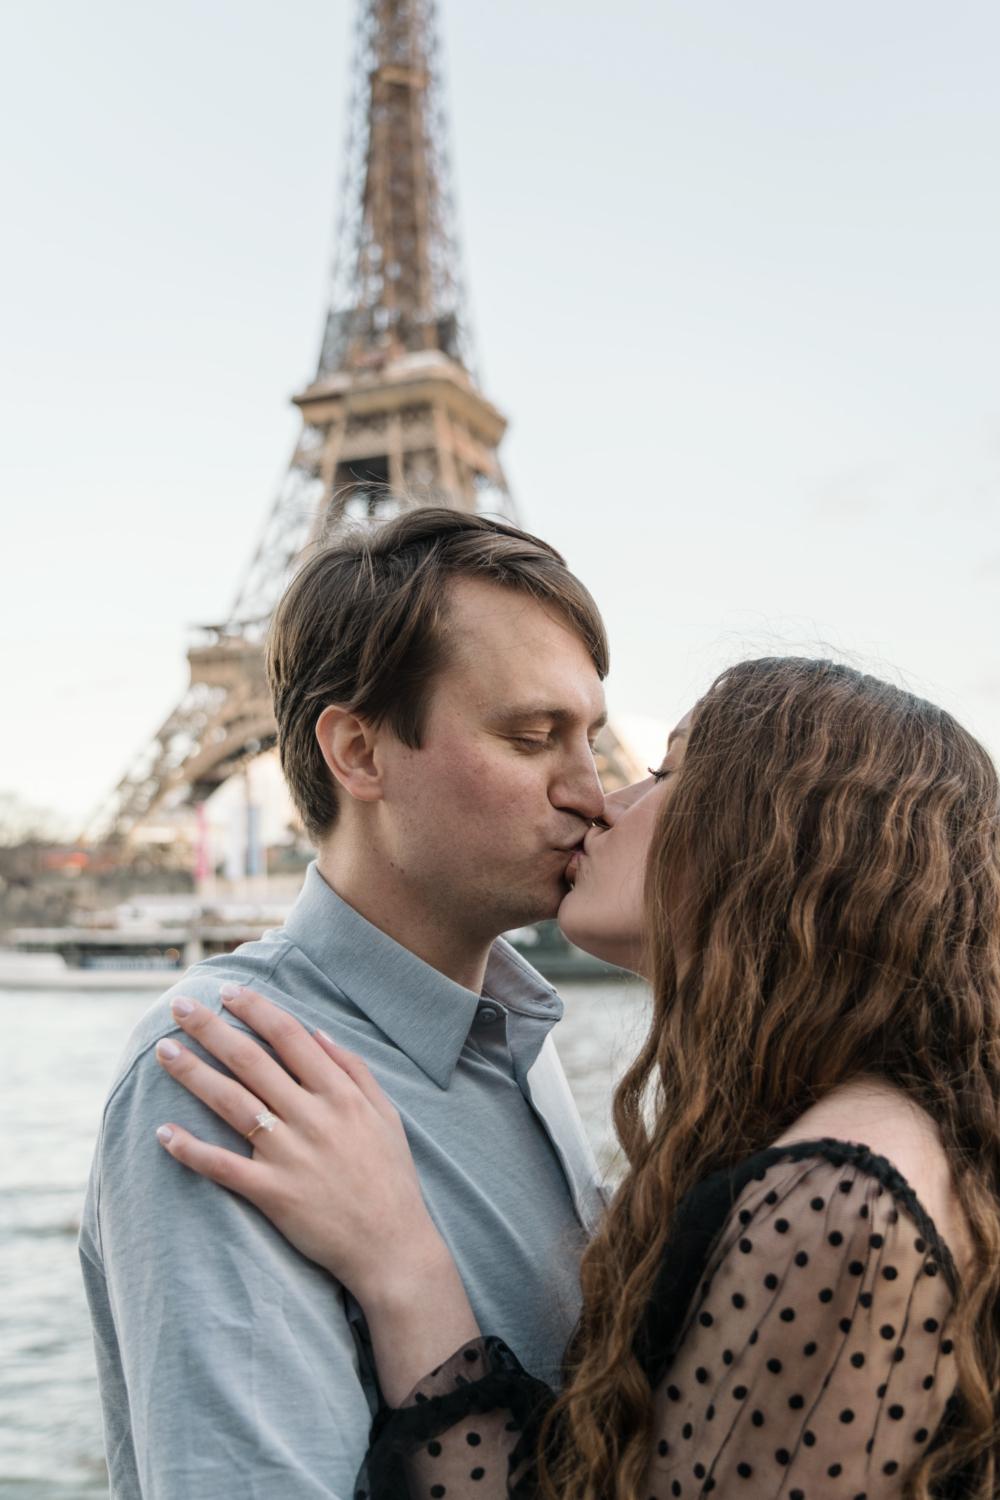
478, 1006, 499, 1024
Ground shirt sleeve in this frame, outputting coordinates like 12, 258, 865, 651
81, 1028, 375, 1500
645, 1153, 957, 1500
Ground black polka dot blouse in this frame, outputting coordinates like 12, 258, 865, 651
361, 1140, 960, 1500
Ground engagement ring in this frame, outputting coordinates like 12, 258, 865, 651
245, 1109, 279, 1141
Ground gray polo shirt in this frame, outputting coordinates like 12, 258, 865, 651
80, 865, 602, 1500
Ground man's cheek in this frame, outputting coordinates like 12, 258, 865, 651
454, 766, 529, 815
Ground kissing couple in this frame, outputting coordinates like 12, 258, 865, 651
82, 509, 1000, 1500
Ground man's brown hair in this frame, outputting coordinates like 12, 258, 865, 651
266, 507, 609, 840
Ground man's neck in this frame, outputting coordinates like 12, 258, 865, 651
314, 847, 495, 995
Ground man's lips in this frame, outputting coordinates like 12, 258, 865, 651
563, 821, 603, 881
553, 832, 587, 857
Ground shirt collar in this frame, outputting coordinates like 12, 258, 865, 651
283, 864, 562, 1090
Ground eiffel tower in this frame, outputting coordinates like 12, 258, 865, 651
87, 0, 515, 853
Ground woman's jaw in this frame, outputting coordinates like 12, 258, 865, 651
556, 711, 692, 978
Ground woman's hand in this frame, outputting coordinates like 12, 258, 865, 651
154, 985, 479, 1400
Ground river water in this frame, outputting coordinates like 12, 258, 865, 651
0, 979, 649, 1499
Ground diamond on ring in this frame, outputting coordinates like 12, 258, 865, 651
245, 1108, 279, 1141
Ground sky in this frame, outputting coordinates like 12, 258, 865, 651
2, 0, 1000, 831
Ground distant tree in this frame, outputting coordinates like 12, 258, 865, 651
0, 793, 70, 847
0, 794, 72, 886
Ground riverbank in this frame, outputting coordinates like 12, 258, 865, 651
0, 978, 648, 1496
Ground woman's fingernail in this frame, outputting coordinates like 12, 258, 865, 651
315, 1028, 334, 1045
220, 983, 244, 1001
157, 1038, 181, 1061
170, 996, 196, 1018
156, 1125, 174, 1144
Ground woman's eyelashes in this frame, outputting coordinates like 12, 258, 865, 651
648, 766, 671, 783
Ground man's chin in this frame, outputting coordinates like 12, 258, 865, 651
499, 879, 567, 933
541, 876, 574, 922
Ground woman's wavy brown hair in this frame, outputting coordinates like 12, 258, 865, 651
541, 657, 1000, 1500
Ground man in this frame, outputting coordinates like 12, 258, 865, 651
80, 508, 610, 1499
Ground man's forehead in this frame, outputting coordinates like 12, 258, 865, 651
448, 576, 572, 637
435, 578, 605, 716
445, 580, 596, 667
435, 632, 605, 725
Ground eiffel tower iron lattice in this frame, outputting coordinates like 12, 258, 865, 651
86, 0, 516, 852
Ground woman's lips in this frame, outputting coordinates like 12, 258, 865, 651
564, 847, 584, 882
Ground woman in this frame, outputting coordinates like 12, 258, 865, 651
154, 658, 1000, 1499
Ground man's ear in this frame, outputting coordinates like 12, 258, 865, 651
315, 706, 385, 804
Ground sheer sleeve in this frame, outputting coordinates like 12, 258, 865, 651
359, 1335, 552, 1500
644, 1152, 958, 1500
361, 1146, 960, 1500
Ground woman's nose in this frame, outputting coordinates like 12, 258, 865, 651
601, 793, 627, 826
602, 777, 649, 825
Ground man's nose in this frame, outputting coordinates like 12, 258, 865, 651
553, 746, 606, 824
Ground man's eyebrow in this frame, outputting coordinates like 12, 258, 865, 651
487, 704, 609, 731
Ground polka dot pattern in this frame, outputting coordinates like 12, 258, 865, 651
363, 1146, 958, 1500
644, 1155, 956, 1500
